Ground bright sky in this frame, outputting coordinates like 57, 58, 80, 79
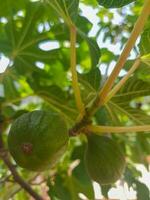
0, 55, 9, 73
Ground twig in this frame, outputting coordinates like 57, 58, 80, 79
86, 125, 150, 134
0, 119, 43, 200
70, 25, 85, 117
0, 174, 12, 184
97, 0, 150, 107
8, 173, 41, 199
1, 156, 43, 200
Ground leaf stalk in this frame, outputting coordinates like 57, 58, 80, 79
70, 25, 85, 117
87, 125, 150, 134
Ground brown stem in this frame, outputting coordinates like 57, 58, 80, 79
68, 108, 91, 136
0, 119, 43, 200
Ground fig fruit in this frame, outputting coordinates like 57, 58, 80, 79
85, 134, 126, 185
8, 110, 69, 171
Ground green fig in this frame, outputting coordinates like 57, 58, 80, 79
8, 110, 69, 171
85, 134, 126, 185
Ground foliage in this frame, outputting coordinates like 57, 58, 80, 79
0, 0, 150, 199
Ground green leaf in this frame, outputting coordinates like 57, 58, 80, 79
79, 67, 101, 91
79, 67, 101, 107
48, 175, 72, 200
124, 167, 141, 187
124, 166, 150, 199
71, 144, 95, 199
141, 53, 150, 64
136, 63, 150, 83
78, 29, 101, 68
139, 26, 150, 55
33, 85, 78, 123
108, 101, 150, 125
112, 77, 150, 104
59, 0, 79, 21
100, 48, 117, 64
125, 60, 150, 83
48, 143, 94, 200
0, 0, 26, 17
106, 76, 150, 125
0, 1, 62, 75
97, 0, 135, 8
13, 190, 29, 200
3, 75, 19, 100
47, 0, 79, 22
26, 70, 77, 124
136, 134, 150, 155
129, 136, 148, 164
135, 180, 150, 200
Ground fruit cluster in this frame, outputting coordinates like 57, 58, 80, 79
8, 110, 125, 184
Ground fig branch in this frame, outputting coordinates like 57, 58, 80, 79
0, 119, 43, 200
97, 0, 150, 107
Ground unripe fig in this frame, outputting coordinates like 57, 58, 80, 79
85, 134, 126, 185
8, 110, 69, 171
